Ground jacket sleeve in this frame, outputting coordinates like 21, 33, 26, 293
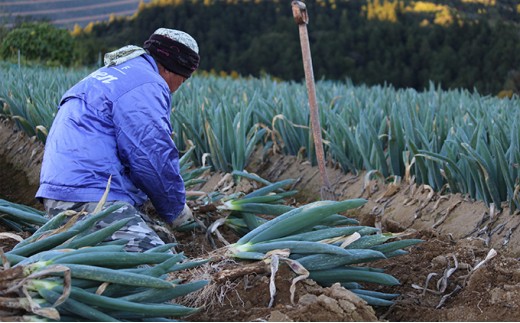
112, 82, 185, 223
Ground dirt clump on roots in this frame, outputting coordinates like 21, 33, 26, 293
170, 227, 379, 322
188, 268, 379, 322
2, 119, 520, 321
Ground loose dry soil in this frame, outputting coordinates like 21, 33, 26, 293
1, 118, 520, 322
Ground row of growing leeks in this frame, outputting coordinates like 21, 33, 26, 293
2, 67, 519, 212
172, 77, 520, 214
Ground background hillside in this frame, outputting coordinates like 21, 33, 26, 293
1, 0, 520, 96
1, 0, 519, 29
0, 0, 150, 29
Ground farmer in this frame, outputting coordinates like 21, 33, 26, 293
36, 28, 199, 252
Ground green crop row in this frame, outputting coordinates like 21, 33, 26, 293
1, 63, 519, 212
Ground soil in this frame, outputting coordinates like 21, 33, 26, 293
1, 118, 520, 322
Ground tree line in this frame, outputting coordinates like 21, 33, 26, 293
2, 0, 520, 96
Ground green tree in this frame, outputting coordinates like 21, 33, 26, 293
0, 22, 74, 66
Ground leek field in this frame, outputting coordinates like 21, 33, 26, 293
1, 64, 519, 211
1, 63, 520, 321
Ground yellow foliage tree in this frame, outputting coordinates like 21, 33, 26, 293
404, 1, 456, 26
151, 0, 184, 6
70, 24, 83, 37
433, 7, 454, 25
230, 70, 239, 79
84, 22, 95, 34
137, 0, 148, 13
461, 0, 496, 5
108, 13, 117, 23
410, 1, 441, 12
365, 0, 400, 23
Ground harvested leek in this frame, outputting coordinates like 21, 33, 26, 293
222, 198, 422, 307
1, 205, 208, 322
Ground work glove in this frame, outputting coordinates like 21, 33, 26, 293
169, 203, 194, 229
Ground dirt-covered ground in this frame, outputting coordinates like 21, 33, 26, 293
2, 118, 520, 322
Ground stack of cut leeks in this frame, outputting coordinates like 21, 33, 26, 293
225, 198, 422, 306
1, 173, 421, 311
173, 171, 421, 307
1, 203, 208, 322
218, 173, 297, 235
0, 198, 47, 232
175, 171, 298, 233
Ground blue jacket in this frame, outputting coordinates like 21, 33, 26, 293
36, 54, 185, 222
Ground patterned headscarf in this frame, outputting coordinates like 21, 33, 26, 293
143, 28, 200, 78
104, 45, 146, 66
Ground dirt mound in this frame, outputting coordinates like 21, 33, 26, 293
2, 118, 520, 321
163, 225, 380, 322
188, 274, 379, 322
375, 230, 520, 322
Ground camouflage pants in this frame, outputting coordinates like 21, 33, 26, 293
42, 199, 167, 252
